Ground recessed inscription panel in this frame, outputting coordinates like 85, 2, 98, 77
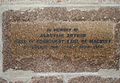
10, 21, 115, 61
3, 7, 120, 72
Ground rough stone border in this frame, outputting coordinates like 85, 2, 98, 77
0, 4, 120, 83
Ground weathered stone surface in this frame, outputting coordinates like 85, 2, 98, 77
2, 7, 120, 72
14, 81, 24, 83
0, 0, 120, 5
31, 77, 63, 83
3, 7, 120, 22
115, 23, 120, 68
9, 81, 24, 83
0, 78, 7, 83
68, 76, 120, 83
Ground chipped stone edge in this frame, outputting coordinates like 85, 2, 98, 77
0, 4, 120, 83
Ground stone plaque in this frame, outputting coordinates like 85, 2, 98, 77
3, 7, 120, 72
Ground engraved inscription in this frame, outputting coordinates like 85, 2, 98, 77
10, 21, 115, 61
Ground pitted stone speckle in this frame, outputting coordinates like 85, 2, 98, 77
2, 7, 120, 72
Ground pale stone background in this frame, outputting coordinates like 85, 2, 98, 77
0, 0, 120, 4
0, 0, 120, 83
